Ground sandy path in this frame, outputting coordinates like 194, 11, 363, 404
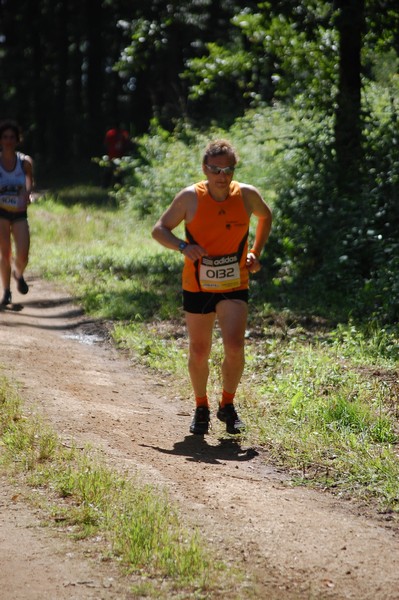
0, 276, 398, 599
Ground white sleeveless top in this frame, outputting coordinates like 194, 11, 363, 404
0, 152, 28, 212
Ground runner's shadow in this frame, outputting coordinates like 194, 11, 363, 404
0, 303, 24, 312
17, 297, 79, 309
141, 436, 259, 465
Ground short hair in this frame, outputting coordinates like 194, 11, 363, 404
202, 139, 238, 165
0, 120, 21, 142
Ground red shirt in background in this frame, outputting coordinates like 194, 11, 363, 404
104, 127, 130, 159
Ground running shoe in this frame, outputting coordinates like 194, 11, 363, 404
13, 273, 29, 295
189, 406, 210, 435
216, 403, 245, 435
13, 272, 29, 295
1, 289, 12, 306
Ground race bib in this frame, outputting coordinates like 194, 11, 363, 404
0, 186, 26, 212
199, 253, 241, 291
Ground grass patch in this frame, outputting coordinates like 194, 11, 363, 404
30, 197, 183, 321
113, 320, 188, 373
0, 376, 229, 597
240, 330, 399, 511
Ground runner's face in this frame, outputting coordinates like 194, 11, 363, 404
202, 154, 235, 192
0, 129, 18, 151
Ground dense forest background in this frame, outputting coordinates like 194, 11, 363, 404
1, 0, 399, 321
1, 1, 396, 164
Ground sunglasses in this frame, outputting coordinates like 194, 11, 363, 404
205, 164, 235, 175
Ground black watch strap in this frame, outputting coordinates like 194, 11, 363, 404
178, 241, 188, 252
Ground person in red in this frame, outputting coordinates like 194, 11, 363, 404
152, 139, 272, 436
104, 123, 130, 159
103, 123, 131, 187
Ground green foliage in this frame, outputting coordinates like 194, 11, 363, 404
112, 107, 288, 220
236, 7, 337, 108
264, 111, 345, 302
111, 123, 208, 217
330, 322, 399, 364
113, 321, 188, 374
357, 81, 399, 322
182, 4, 338, 120
184, 43, 255, 120
264, 80, 399, 322
243, 332, 399, 508
0, 381, 59, 472
0, 377, 23, 440
115, 1, 257, 129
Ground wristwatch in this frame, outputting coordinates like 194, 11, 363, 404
178, 241, 188, 253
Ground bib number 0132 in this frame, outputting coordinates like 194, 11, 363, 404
199, 254, 241, 291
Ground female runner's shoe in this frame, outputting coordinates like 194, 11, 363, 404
1, 289, 12, 306
13, 272, 29, 295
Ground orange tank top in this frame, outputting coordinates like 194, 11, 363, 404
182, 180, 250, 292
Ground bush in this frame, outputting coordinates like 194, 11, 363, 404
111, 122, 209, 218
268, 96, 399, 322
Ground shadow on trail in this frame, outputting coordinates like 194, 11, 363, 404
0, 296, 82, 316
0, 297, 114, 354
0, 302, 24, 312
0, 295, 109, 336
141, 436, 259, 465
17, 297, 81, 310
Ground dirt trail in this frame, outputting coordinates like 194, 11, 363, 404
0, 276, 399, 600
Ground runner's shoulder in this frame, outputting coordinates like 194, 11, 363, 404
239, 182, 261, 195
174, 184, 197, 205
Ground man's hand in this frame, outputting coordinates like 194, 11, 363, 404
246, 252, 261, 273
182, 244, 207, 262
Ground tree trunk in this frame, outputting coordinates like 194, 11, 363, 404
333, 0, 365, 194
85, 0, 105, 155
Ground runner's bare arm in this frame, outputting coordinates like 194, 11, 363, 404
151, 188, 207, 260
23, 155, 34, 200
242, 184, 272, 263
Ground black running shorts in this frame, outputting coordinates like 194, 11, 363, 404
0, 208, 28, 222
183, 289, 248, 314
